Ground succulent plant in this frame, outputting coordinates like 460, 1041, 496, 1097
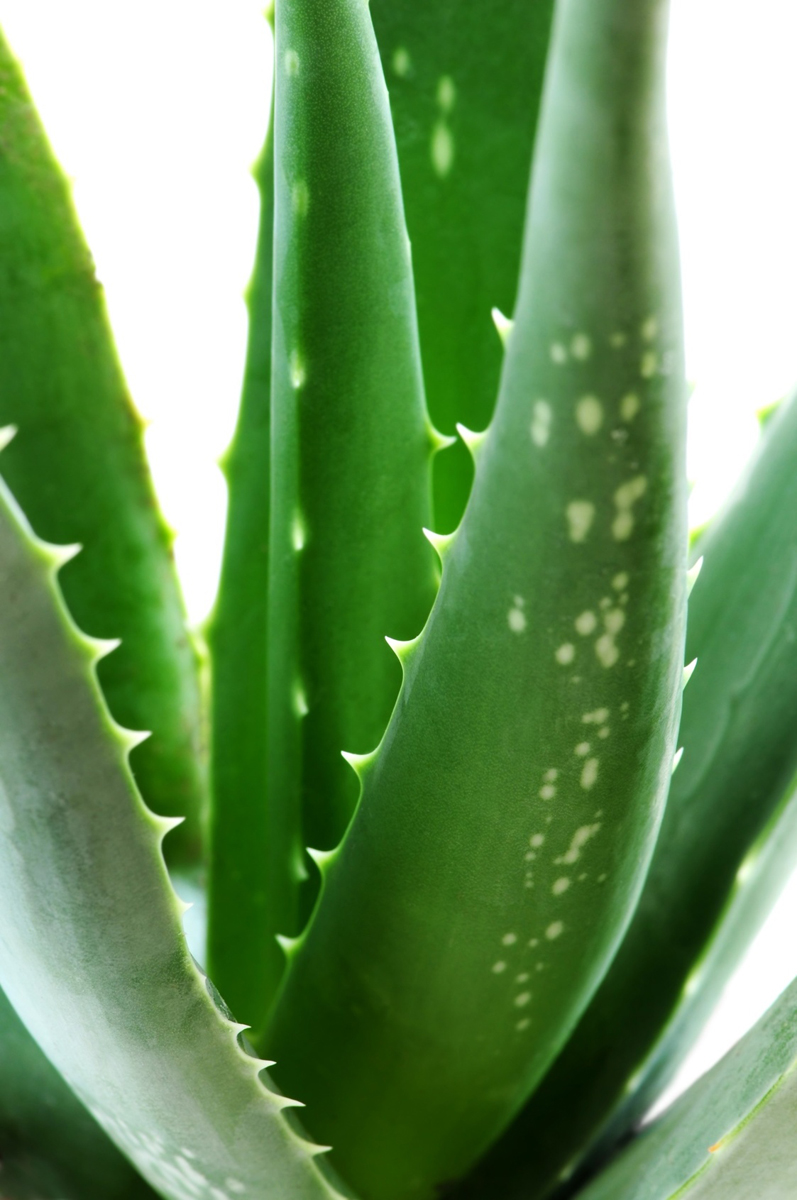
1, 2, 797, 1200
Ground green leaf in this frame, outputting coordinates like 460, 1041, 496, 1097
250, 0, 439, 1026
206, 63, 276, 1026
0, 984, 157, 1200
0, 478, 350, 1200
574, 974, 797, 1200
0, 26, 205, 868
460, 388, 797, 1200
370, 0, 555, 530
264, 0, 686, 1195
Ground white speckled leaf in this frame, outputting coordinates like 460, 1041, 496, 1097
264, 1, 687, 1197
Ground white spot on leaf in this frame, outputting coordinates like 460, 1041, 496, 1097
575, 395, 604, 435
575, 611, 597, 636
431, 122, 455, 176
550, 342, 568, 365
580, 758, 599, 790
641, 351, 657, 378
621, 393, 640, 422
437, 75, 456, 112
571, 333, 592, 360
612, 475, 647, 541
392, 46, 411, 77
595, 634, 619, 668
559, 823, 601, 864
546, 921, 564, 940
604, 608, 625, 635
555, 643, 576, 665
552, 877, 571, 895
566, 500, 595, 543
532, 400, 552, 447
508, 607, 527, 633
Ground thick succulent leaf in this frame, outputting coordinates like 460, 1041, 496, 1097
206, 63, 275, 1024
369, 0, 555, 530
0, 984, 157, 1200
459, 389, 797, 1200
575, 973, 797, 1200
0, 26, 205, 866
255, 0, 439, 1024
0, 479, 349, 1200
264, 0, 686, 1195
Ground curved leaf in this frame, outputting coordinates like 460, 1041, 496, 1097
249, 0, 439, 1025
0, 24, 205, 867
0, 475, 349, 1200
461, 389, 797, 1200
0, 984, 156, 1200
264, 0, 686, 1195
575, 974, 797, 1200
206, 57, 276, 1024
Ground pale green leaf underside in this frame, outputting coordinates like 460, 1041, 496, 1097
577, 974, 797, 1199
0, 474, 349, 1200
0, 983, 157, 1200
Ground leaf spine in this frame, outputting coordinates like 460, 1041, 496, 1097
687, 556, 704, 596
672, 746, 684, 774
456, 422, 488, 464
152, 813, 185, 840
118, 725, 153, 753
86, 635, 123, 664
422, 526, 456, 565
341, 748, 380, 780
276, 933, 304, 960
427, 421, 457, 454
491, 306, 514, 347
0, 424, 17, 451
306, 845, 339, 873
683, 658, 697, 688
385, 632, 423, 668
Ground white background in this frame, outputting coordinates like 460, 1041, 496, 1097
1, 0, 796, 1115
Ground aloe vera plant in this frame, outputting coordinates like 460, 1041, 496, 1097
2, 1, 797, 1199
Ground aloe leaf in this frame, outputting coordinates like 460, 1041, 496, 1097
264, 0, 686, 1195
0, 984, 157, 1200
253, 0, 439, 1025
0, 480, 350, 1200
459, 389, 797, 1200
575, 974, 797, 1200
0, 27, 205, 867
206, 62, 275, 1023
369, 0, 555, 530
